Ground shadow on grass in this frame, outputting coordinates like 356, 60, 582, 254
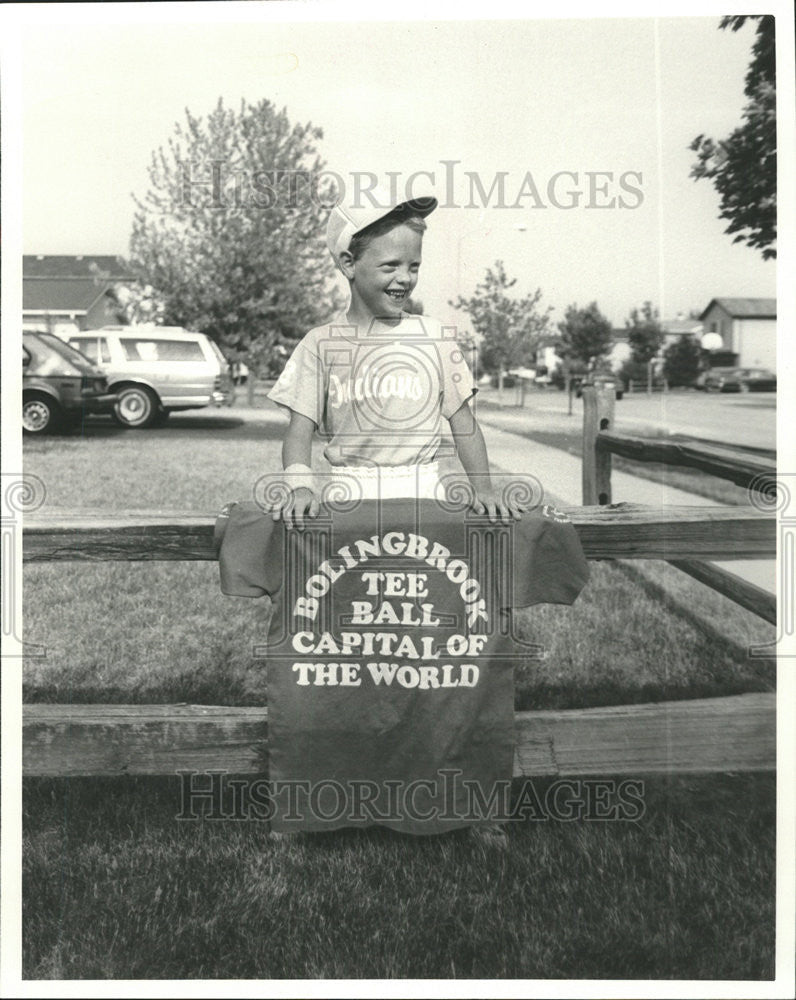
513, 675, 774, 712
22, 771, 776, 980
44, 413, 287, 443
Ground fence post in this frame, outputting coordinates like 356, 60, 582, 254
582, 384, 615, 505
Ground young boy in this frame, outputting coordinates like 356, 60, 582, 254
267, 191, 525, 528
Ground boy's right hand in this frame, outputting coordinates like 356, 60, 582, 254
271, 486, 320, 530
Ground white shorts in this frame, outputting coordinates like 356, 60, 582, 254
329, 462, 441, 500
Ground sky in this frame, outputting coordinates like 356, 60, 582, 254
19, 8, 778, 328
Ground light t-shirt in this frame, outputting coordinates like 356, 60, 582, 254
267, 313, 476, 467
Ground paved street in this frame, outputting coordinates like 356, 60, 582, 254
474, 385, 776, 452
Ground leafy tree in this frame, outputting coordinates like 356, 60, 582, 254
690, 15, 776, 260
129, 98, 342, 371
449, 261, 552, 377
663, 334, 702, 387
106, 280, 167, 326
556, 301, 613, 369
625, 301, 664, 364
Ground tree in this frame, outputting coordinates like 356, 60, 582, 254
129, 98, 342, 371
556, 302, 613, 370
449, 261, 552, 378
625, 301, 664, 364
690, 15, 776, 260
663, 335, 702, 387
106, 281, 167, 326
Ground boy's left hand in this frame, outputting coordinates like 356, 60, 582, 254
471, 488, 525, 523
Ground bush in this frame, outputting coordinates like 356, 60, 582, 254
663, 335, 702, 387
618, 358, 665, 391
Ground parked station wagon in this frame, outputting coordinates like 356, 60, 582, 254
67, 326, 232, 428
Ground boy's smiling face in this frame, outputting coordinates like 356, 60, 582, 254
343, 223, 422, 323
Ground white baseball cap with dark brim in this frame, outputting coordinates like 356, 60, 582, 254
326, 186, 438, 267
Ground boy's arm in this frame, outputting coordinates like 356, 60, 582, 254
448, 400, 524, 522
273, 410, 319, 529
282, 409, 316, 469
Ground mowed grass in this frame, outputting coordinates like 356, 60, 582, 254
22, 406, 777, 979
23, 773, 775, 980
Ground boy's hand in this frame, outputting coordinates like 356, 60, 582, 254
472, 488, 525, 524
271, 486, 320, 530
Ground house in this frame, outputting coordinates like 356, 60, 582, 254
699, 298, 776, 370
660, 314, 703, 347
23, 255, 136, 337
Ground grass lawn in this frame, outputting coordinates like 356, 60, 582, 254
21, 406, 777, 980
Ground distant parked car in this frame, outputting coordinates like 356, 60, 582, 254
67, 326, 233, 428
735, 367, 777, 392
696, 367, 743, 393
23, 331, 118, 434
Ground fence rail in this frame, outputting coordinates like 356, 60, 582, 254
596, 430, 776, 495
23, 693, 776, 778
580, 384, 776, 623
23, 503, 774, 563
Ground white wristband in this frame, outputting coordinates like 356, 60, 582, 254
283, 463, 316, 494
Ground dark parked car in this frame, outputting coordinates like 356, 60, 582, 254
696, 367, 743, 392
735, 367, 777, 392
696, 366, 776, 393
23, 331, 118, 434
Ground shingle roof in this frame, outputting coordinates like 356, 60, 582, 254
700, 297, 777, 320
661, 319, 703, 335
22, 255, 135, 279
23, 278, 109, 313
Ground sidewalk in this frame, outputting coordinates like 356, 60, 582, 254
473, 407, 775, 595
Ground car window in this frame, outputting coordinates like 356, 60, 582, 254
99, 338, 112, 364
207, 339, 228, 365
35, 332, 94, 367
119, 338, 205, 362
69, 338, 99, 363
23, 335, 82, 376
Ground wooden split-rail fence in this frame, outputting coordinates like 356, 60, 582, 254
21, 384, 777, 778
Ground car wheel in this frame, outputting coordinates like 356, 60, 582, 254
22, 393, 61, 434
112, 385, 159, 429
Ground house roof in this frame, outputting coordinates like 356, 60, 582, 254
23, 278, 109, 314
700, 297, 776, 320
661, 319, 703, 336
23, 255, 135, 279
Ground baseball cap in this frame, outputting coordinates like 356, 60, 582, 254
326, 184, 438, 267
